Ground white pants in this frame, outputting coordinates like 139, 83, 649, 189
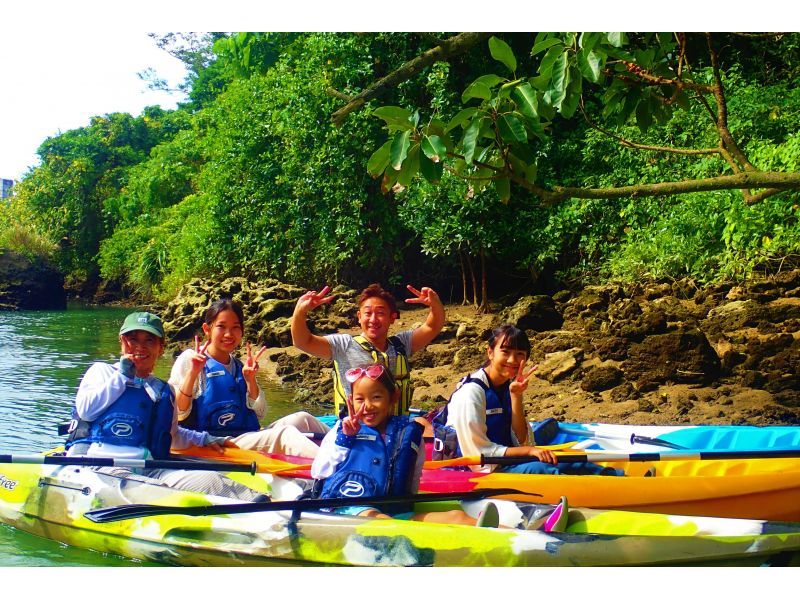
233, 411, 330, 458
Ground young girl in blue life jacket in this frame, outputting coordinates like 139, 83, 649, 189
66, 311, 265, 501
433, 325, 625, 477
170, 299, 328, 458
311, 363, 498, 526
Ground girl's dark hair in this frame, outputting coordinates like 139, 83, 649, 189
351, 362, 399, 396
204, 298, 245, 329
486, 325, 531, 357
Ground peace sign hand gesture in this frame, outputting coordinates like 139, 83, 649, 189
405, 285, 441, 308
341, 395, 365, 436
509, 361, 537, 395
295, 285, 334, 314
188, 335, 210, 377
242, 342, 267, 385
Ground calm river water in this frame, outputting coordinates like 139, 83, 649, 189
0, 303, 319, 566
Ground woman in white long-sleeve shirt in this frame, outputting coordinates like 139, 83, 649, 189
65, 311, 264, 501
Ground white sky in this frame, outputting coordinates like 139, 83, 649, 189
1, 1, 791, 182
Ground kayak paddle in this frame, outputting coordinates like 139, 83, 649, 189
424, 447, 800, 469
0, 453, 258, 474
84, 487, 539, 523
555, 423, 686, 450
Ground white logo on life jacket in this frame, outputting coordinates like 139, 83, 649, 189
111, 423, 133, 437
218, 413, 236, 427
339, 480, 365, 497
433, 437, 444, 452
67, 420, 78, 434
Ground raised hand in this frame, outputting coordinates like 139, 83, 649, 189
341, 395, 365, 436
509, 362, 537, 395
242, 342, 267, 384
119, 336, 136, 378
295, 285, 334, 313
188, 335, 210, 376
405, 285, 441, 308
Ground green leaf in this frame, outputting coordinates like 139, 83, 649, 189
539, 45, 564, 78
560, 65, 582, 118
531, 37, 563, 57
579, 32, 602, 52
512, 83, 539, 119
367, 140, 392, 177
489, 36, 517, 73
419, 152, 443, 183
473, 74, 506, 89
462, 81, 492, 103
635, 99, 653, 132
381, 167, 400, 194
373, 106, 413, 126
495, 177, 511, 204
421, 135, 447, 162
390, 130, 412, 170
605, 32, 626, 48
578, 49, 603, 83
462, 118, 481, 164
397, 145, 420, 186
446, 108, 479, 132
543, 51, 569, 108
497, 113, 528, 143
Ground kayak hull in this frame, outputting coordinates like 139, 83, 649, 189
533, 421, 800, 451
180, 445, 800, 522
3, 462, 800, 566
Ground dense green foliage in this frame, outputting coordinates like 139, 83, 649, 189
4, 32, 799, 303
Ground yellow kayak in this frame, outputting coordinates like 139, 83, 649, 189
177, 446, 800, 522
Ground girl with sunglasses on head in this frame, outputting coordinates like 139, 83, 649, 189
433, 325, 625, 477
169, 299, 328, 458
311, 363, 499, 527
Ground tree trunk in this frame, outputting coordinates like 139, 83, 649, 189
465, 252, 479, 308
477, 248, 491, 314
458, 250, 469, 305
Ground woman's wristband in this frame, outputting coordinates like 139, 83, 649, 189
177, 388, 193, 398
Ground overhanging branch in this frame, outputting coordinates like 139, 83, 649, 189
526, 171, 800, 205
330, 32, 492, 126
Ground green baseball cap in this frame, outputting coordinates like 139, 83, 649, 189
119, 312, 165, 338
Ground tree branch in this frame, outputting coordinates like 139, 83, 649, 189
527, 171, 800, 205
706, 33, 756, 172
580, 104, 721, 156
330, 32, 492, 126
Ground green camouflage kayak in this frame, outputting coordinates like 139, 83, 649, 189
2, 461, 800, 566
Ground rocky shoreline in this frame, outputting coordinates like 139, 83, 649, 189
157, 270, 800, 427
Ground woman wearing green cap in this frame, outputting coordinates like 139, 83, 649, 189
64, 311, 264, 500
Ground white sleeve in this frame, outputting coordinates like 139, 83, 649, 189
446, 378, 509, 460
74, 362, 129, 422
245, 385, 266, 419
310, 422, 350, 479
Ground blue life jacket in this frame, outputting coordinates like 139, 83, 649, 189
182, 356, 260, 437
319, 416, 423, 515
66, 366, 174, 459
432, 370, 514, 460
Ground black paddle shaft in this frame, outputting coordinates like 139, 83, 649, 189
84, 487, 538, 523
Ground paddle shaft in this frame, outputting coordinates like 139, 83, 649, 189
0, 454, 257, 474
555, 424, 685, 450
481, 448, 800, 466
84, 487, 533, 523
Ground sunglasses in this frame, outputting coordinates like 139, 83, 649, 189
345, 364, 387, 384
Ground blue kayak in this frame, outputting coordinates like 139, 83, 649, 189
529, 419, 800, 452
